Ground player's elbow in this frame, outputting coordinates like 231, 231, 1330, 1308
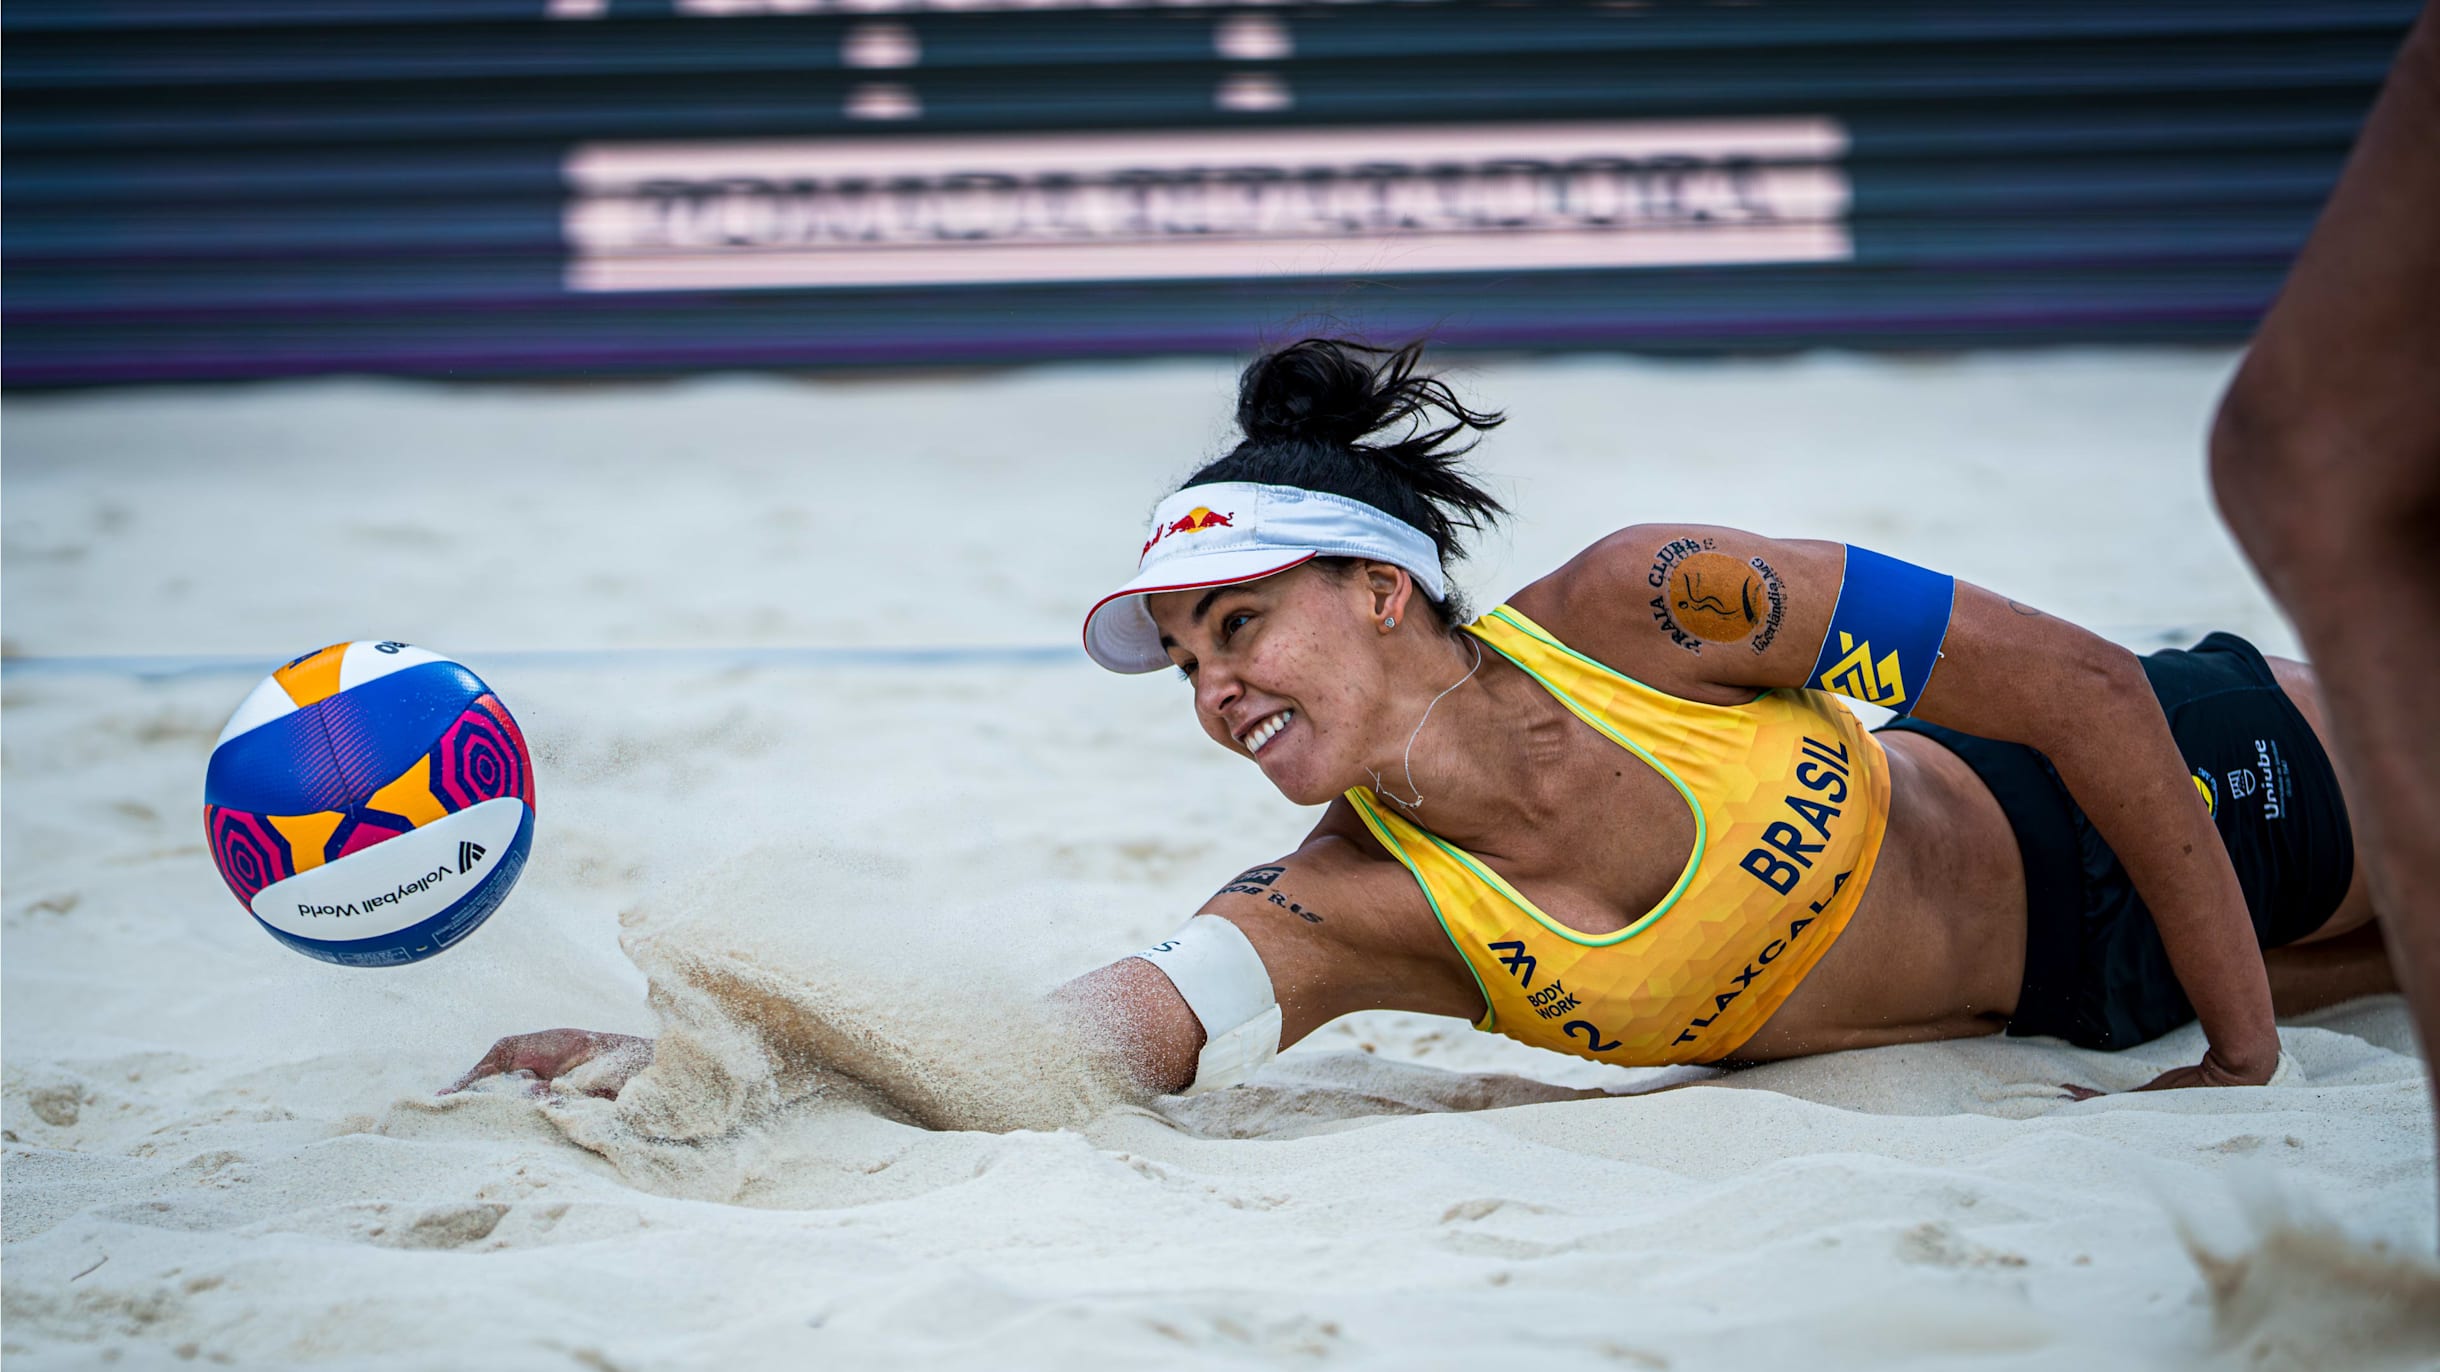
2050, 638, 2152, 744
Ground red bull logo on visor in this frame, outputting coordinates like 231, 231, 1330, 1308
1142, 507, 1235, 561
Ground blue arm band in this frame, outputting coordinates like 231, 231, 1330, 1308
1804, 545, 1956, 716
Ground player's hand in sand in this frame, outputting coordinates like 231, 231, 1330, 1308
2132, 1047, 2280, 1092
2062, 1044, 2280, 1098
443, 1028, 654, 1098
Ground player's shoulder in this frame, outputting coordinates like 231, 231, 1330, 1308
1504, 523, 1751, 684
1506, 523, 1848, 699
1520, 523, 1760, 613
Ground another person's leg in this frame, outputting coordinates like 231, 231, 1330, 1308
2210, 3, 2440, 1172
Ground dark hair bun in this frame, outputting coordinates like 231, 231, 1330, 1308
1227, 338, 1509, 559
1235, 337, 1396, 448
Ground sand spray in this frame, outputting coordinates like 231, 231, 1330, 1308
533, 838, 1159, 1199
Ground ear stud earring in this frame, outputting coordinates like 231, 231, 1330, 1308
1383, 617, 1398, 630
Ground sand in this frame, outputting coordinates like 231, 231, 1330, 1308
5, 350, 2436, 1370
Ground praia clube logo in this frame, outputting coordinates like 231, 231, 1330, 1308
561, 119, 1851, 292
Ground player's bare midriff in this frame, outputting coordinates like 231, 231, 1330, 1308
1732, 728, 2028, 1061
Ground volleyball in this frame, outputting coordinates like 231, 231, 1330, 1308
203, 641, 535, 966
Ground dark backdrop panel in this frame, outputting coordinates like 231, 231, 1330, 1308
3, 1, 2417, 385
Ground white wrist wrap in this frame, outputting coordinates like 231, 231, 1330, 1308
1134, 915, 1282, 1095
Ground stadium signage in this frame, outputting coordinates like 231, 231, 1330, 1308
563, 119, 1850, 291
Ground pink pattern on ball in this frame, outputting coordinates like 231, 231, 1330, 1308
331, 814, 410, 862
431, 696, 530, 813
207, 805, 294, 905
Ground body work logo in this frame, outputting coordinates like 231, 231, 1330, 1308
563, 119, 1851, 292
1142, 506, 1234, 561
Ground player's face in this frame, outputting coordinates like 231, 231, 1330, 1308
1147, 565, 1394, 806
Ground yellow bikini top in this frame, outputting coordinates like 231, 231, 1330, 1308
1347, 605, 1891, 1066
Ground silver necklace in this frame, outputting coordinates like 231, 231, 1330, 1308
1371, 635, 1484, 811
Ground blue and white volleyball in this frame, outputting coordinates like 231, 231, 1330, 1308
203, 641, 536, 966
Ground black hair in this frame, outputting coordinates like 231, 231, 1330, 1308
1183, 338, 1508, 624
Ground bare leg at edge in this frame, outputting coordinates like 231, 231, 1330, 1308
2210, 2, 2440, 1225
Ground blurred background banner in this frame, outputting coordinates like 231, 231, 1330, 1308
2, 0, 2417, 385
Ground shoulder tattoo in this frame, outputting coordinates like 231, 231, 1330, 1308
1649, 539, 1778, 654
1747, 555, 1788, 654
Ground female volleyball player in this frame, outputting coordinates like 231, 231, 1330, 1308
452, 339, 2388, 1103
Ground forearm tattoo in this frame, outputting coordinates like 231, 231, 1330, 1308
1216, 865, 1324, 923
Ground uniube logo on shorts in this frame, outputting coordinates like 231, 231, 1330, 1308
2230, 738, 2288, 820
1141, 507, 1234, 561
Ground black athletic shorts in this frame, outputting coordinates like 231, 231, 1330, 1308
1877, 632, 2355, 1051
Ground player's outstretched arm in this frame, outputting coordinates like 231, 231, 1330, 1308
446, 822, 1470, 1101
1547, 525, 2280, 1088
1058, 826, 1483, 1095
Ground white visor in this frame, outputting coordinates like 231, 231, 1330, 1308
1082, 481, 1448, 674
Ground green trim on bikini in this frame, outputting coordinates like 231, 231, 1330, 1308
1446, 612, 1707, 948
1347, 790, 1498, 1032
